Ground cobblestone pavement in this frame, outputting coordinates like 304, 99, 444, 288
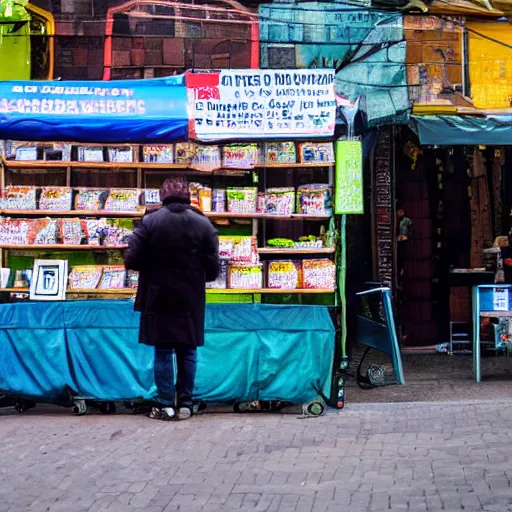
348, 352, 512, 404
1, 400, 512, 512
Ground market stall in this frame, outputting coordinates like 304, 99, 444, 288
0, 69, 348, 413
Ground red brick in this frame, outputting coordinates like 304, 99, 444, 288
162, 38, 184, 66
112, 50, 131, 67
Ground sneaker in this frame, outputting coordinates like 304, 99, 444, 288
149, 407, 162, 420
177, 406, 192, 421
161, 407, 177, 421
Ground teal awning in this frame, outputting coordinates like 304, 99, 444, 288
410, 114, 512, 146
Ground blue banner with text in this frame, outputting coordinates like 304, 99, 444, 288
0, 76, 188, 143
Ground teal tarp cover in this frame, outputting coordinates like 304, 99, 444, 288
410, 114, 512, 146
0, 301, 334, 404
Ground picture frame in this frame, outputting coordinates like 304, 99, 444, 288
29, 259, 68, 301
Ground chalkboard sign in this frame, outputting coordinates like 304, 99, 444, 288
334, 140, 363, 215
187, 69, 336, 141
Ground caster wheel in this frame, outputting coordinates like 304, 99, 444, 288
192, 401, 207, 415
71, 400, 87, 416
99, 402, 116, 414
306, 402, 325, 417
234, 401, 256, 413
367, 365, 385, 386
14, 400, 36, 413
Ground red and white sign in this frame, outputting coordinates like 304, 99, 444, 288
186, 69, 336, 141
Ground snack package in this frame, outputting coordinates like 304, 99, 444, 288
99, 266, 126, 289
68, 265, 103, 290
51, 143, 72, 161
1, 186, 37, 210
298, 142, 335, 163
295, 235, 323, 249
103, 221, 132, 247
39, 187, 73, 211
206, 260, 228, 289
268, 261, 302, 289
191, 145, 221, 172
78, 146, 104, 162
0, 218, 30, 245
108, 147, 134, 163
32, 218, 59, 245
226, 187, 257, 214
267, 238, 295, 248
218, 236, 258, 264
59, 218, 83, 245
297, 184, 332, 216
228, 263, 263, 290
75, 189, 108, 211
105, 189, 140, 212
265, 142, 296, 164
175, 142, 198, 165
144, 189, 161, 206
302, 259, 336, 290
127, 270, 139, 289
265, 188, 295, 216
189, 183, 212, 212
222, 144, 260, 169
257, 192, 265, 213
15, 145, 38, 161
212, 189, 225, 212
82, 218, 106, 246
143, 145, 174, 164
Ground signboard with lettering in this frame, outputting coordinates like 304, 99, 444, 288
335, 140, 363, 215
468, 22, 512, 109
374, 130, 394, 292
0, 76, 188, 143
186, 70, 336, 141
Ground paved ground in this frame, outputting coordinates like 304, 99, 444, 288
1, 399, 512, 512
2, 353, 512, 511
348, 351, 512, 404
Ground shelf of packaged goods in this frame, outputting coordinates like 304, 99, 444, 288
257, 247, 335, 255
479, 311, 512, 318
206, 212, 331, 221
0, 287, 335, 295
1, 158, 189, 171
206, 288, 335, 294
1, 209, 145, 218
0, 210, 331, 221
1, 158, 253, 175
0, 244, 128, 250
253, 162, 334, 169
0, 288, 135, 295
2, 158, 334, 172
67, 288, 136, 295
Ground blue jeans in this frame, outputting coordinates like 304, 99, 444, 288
154, 346, 197, 407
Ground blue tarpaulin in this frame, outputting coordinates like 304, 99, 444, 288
410, 114, 512, 146
0, 301, 334, 404
0, 76, 188, 143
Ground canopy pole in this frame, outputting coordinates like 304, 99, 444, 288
340, 213, 348, 367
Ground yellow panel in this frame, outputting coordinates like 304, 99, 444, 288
468, 22, 512, 109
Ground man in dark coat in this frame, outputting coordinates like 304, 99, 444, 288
124, 178, 219, 420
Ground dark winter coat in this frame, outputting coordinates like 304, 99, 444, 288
124, 200, 219, 349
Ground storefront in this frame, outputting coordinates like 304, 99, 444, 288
384, 115, 512, 352
0, 70, 349, 414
